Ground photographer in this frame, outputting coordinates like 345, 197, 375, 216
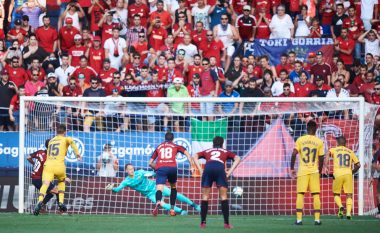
46, 72, 63, 96
110, 0, 128, 37
208, 0, 233, 30
2, 40, 23, 65
96, 143, 119, 178
61, 1, 85, 30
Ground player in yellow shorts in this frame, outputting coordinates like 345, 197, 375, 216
34, 124, 81, 215
290, 121, 325, 225
324, 136, 360, 220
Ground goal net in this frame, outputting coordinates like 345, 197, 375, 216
19, 97, 378, 216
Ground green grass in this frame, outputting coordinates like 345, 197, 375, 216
0, 213, 378, 233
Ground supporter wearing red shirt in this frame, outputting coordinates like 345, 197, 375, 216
26, 59, 46, 82
335, 28, 355, 66
275, 54, 292, 75
254, 0, 271, 14
319, 0, 335, 34
310, 51, 331, 84
62, 77, 83, 97
86, 36, 105, 74
150, 1, 173, 30
201, 31, 225, 66
186, 54, 204, 84
187, 73, 201, 112
7, 19, 27, 45
199, 58, 217, 97
173, 12, 193, 46
309, 18, 323, 38
370, 83, 380, 114
146, 71, 166, 106
352, 65, 368, 89
69, 34, 87, 67
342, 6, 364, 41
148, 18, 168, 52
255, 7, 272, 39
98, 58, 118, 85
88, 0, 106, 32
190, 21, 207, 48
165, 58, 182, 83
236, 6, 256, 41
24, 69, 45, 96
358, 72, 376, 102
232, 0, 252, 16
98, 13, 119, 44
35, 16, 58, 54
124, 53, 144, 76
70, 56, 98, 84
131, 32, 150, 62
128, 0, 150, 27
5, 57, 28, 87
154, 54, 168, 83
294, 71, 315, 97
58, 17, 80, 53
104, 71, 125, 95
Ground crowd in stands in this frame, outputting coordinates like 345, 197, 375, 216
0, 0, 379, 133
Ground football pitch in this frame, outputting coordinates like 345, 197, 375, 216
0, 213, 378, 233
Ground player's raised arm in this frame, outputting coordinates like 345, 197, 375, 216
290, 149, 298, 179
323, 151, 332, 175
68, 137, 81, 160
26, 154, 34, 165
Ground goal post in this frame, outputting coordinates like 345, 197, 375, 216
18, 96, 378, 216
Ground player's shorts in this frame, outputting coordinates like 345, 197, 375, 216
333, 174, 353, 194
156, 166, 177, 185
297, 173, 320, 193
42, 164, 66, 182
32, 179, 55, 192
201, 161, 228, 188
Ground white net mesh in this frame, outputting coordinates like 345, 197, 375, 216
20, 97, 378, 216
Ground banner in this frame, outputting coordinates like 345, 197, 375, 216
244, 38, 335, 66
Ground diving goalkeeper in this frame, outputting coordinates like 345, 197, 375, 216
106, 164, 200, 215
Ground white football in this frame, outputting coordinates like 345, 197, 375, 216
232, 186, 243, 197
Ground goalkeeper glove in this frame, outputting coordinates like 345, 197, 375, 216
105, 183, 115, 191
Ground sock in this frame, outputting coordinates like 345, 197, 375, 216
201, 200, 208, 224
170, 188, 177, 208
296, 193, 304, 221
334, 194, 343, 208
176, 192, 193, 206
162, 202, 182, 213
221, 200, 229, 224
346, 197, 353, 216
313, 194, 321, 221
156, 190, 163, 204
57, 181, 65, 203
38, 184, 49, 202
42, 193, 54, 205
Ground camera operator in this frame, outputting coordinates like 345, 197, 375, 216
46, 72, 63, 96
96, 143, 119, 178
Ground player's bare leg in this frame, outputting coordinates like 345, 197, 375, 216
200, 187, 211, 229
153, 184, 164, 216
169, 183, 177, 216
219, 186, 232, 229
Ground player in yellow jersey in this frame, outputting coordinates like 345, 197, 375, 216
290, 120, 325, 225
324, 136, 360, 220
33, 124, 81, 216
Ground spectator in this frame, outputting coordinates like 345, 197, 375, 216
236, 5, 256, 43
82, 77, 106, 132
111, 0, 129, 37
7, 19, 28, 46
104, 88, 127, 132
104, 26, 128, 70
16, 0, 45, 30
358, 71, 376, 101
209, 0, 231, 30
271, 69, 295, 96
200, 30, 224, 66
86, 36, 105, 74
21, 15, 33, 37
309, 76, 330, 97
98, 10, 119, 45
187, 73, 202, 114
191, 21, 207, 49
46, 72, 63, 96
308, 18, 323, 38
335, 28, 355, 69
361, 0, 378, 30
225, 56, 243, 83
4, 56, 28, 87
9, 85, 25, 131
150, 0, 172, 30
326, 80, 350, 119
200, 58, 217, 121
294, 5, 311, 38
35, 16, 58, 54
176, 34, 198, 62
96, 143, 119, 177
61, 2, 85, 31
99, 58, 118, 85
294, 71, 315, 97
218, 80, 240, 115
261, 69, 274, 90
275, 54, 292, 75
68, 34, 86, 67
25, 68, 45, 96
269, 5, 294, 39
343, 6, 364, 60
1, 40, 22, 65
167, 77, 189, 132
148, 17, 168, 52
213, 13, 240, 70
58, 17, 80, 54
358, 30, 380, 58
185, 54, 204, 85
62, 77, 82, 97
172, 12, 192, 46
165, 58, 182, 83
22, 33, 49, 67
332, 59, 351, 85
71, 55, 98, 85
126, 15, 147, 50
192, 0, 211, 30
128, 0, 150, 27
0, 69, 17, 131
255, 6, 271, 39
259, 55, 277, 79
55, 54, 75, 87
174, 0, 192, 25
331, 3, 347, 40
88, 0, 106, 34
365, 53, 377, 73
310, 51, 331, 84
319, 0, 334, 37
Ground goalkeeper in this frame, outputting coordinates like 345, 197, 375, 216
106, 164, 200, 215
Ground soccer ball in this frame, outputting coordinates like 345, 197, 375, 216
232, 186, 243, 197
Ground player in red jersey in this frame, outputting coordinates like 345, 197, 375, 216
193, 136, 241, 229
26, 139, 59, 210
148, 132, 193, 216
